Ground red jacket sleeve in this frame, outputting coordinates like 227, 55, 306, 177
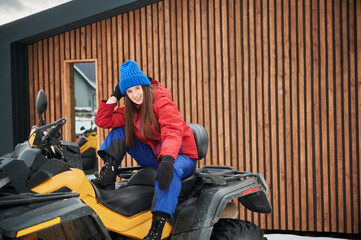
154, 96, 184, 160
94, 100, 125, 129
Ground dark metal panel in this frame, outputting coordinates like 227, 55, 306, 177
10, 43, 30, 148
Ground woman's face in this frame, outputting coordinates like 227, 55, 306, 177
126, 85, 144, 105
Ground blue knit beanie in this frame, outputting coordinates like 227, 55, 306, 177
119, 60, 150, 94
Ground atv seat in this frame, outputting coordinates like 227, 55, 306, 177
92, 183, 154, 217
92, 123, 208, 217
92, 168, 199, 217
187, 123, 208, 160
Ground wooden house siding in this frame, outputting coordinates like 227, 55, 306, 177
27, 0, 361, 235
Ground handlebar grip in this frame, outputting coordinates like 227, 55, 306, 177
38, 118, 66, 132
52, 118, 66, 131
40, 118, 66, 143
48, 119, 66, 137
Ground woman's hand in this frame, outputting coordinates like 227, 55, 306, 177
111, 83, 124, 101
156, 155, 174, 190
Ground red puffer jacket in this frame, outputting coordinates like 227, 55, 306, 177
95, 80, 198, 162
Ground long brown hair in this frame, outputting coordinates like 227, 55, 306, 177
124, 85, 160, 148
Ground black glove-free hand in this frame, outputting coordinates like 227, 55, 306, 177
156, 155, 174, 190
111, 83, 124, 101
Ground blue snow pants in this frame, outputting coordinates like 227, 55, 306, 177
97, 126, 196, 217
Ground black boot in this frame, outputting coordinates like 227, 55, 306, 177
143, 212, 170, 240
91, 155, 118, 190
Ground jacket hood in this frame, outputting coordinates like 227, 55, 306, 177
151, 80, 173, 102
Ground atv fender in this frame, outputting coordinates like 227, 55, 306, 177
171, 177, 270, 240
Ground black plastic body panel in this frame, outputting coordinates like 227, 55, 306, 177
60, 141, 83, 169
171, 177, 257, 239
239, 189, 272, 213
0, 197, 111, 239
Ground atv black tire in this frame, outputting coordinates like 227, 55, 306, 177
210, 219, 267, 240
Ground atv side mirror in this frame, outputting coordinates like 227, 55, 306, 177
36, 89, 47, 126
36, 90, 47, 115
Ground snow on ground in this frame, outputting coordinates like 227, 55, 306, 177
264, 234, 350, 240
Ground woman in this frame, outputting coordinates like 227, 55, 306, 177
93, 60, 198, 240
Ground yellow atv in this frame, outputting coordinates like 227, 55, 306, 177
77, 124, 98, 175
0, 90, 272, 239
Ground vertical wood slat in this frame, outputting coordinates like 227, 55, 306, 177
268, 0, 278, 229
340, 0, 348, 233
189, 0, 197, 124
297, 0, 306, 231
158, 2, 166, 88
146, 5, 153, 77
129, 11, 135, 61
290, 0, 299, 231
313, 0, 322, 232
354, 1, 361, 233
28, 45, 35, 125
334, 0, 343, 232
351, 0, 360, 234
135, 10, 142, 68
306, 0, 315, 231
176, 0, 184, 119
283, 0, 293, 231
152, 4, 159, 82
26, 0, 361, 235
163, 0, 172, 91
208, 0, 217, 167
262, 0, 271, 229
276, 0, 286, 230
319, 0, 329, 232
55, 35, 62, 121
48, 37, 55, 123
221, 0, 230, 168
86, 25, 92, 59
182, 0, 190, 124
254, 0, 265, 229
42, 39, 50, 124
200, 0, 210, 167
195, 0, 203, 127
141, 7, 147, 77
170, 0, 178, 110
214, 0, 224, 167
37, 40, 44, 124
327, 0, 337, 232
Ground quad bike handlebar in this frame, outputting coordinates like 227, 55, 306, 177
29, 118, 66, 148
41, 118, 66, 143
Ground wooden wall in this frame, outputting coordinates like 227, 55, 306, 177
27, 0, 361, 235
